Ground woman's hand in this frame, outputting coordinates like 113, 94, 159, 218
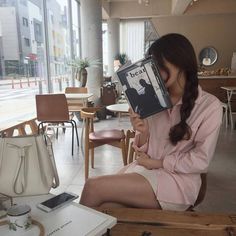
136, 151, 152, 169
129, 108, 148, 134
136, 151, 163, 170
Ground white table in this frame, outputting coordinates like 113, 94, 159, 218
221, 86, 236, 129
106, 103, 129, 121
65, 93, 93, 110
0, 194, 116, 236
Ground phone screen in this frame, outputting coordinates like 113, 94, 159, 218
41, 193, 77, 209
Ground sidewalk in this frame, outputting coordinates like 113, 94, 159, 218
0, 77, 43, 87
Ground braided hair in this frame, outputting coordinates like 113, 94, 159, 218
148, 33, 198, 145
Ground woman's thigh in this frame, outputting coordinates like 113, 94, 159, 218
80, 173, 160, 209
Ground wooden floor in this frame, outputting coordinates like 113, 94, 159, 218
49, 115, 236, 214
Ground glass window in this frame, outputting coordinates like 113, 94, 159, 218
120, 20, 145, 62
102, 22, 108, 75
22, 17, 28, 27
0, 0, 81, 123
0, 0, 46, 126
24, 38, 30, 46
46, 0, 75, 92
72, 0, 80, 59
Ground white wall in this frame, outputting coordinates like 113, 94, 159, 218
0, 7, 19, 60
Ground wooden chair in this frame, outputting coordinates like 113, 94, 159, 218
187, 173, 207, 211
126, 129, 136, 164
35, 94, 79, 155
80, 107, 127, 180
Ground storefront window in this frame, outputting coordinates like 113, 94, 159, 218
0, 0, 80, 97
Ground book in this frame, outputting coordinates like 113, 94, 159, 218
116, 56, 172, 118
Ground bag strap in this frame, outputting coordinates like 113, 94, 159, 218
44, 135, 59, 188
7, 143, 32, 194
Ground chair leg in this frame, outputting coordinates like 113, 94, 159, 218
121, 139, 127, 165
225, 107, 228, 128
128, 141, 135, 164
85, 143, 90, 180
71, 122, 74, 156
38, 122, 45, 135
56, 125, 59, 139
72, 120, 79, 146
91, 144, 94, 168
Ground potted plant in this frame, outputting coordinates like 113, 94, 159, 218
115, 53, 128, 65
68, 58, 101, 87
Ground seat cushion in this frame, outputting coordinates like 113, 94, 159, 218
89, 129, 125, 141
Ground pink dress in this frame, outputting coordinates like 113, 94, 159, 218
125, 86, 222, 209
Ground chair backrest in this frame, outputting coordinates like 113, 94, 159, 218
65, 87, 88, 94
36, 94, 70, 122
193, 173, 207, 208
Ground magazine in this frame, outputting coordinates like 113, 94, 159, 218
116, 56, 172, 118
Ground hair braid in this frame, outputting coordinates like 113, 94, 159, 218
169, 74, 198, 145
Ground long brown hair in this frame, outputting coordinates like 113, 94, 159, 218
148, 33, 198, 145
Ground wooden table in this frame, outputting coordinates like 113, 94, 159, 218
221, 86, 236, 129
106, 103, 129, 121
98, 208, 236, 236
65, 93, 93, 111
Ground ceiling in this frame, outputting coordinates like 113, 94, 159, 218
102, 0, 193, 19
102, 0, 236, 20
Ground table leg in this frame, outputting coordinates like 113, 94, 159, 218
227, 91, 234, 130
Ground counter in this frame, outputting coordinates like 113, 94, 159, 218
198, 75, 236, 110
199, 75, 236, 79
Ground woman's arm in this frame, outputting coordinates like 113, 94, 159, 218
129, 108, 150, 148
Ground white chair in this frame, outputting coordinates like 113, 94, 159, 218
222, 102, 228, 128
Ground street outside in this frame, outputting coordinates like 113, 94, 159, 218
0, 77, 70, 124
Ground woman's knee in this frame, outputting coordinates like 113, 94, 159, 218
80, 177, 105, 207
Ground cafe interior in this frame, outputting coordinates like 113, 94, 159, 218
0, 0, 236, 234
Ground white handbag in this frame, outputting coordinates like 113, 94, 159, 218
0, 134, 59, 197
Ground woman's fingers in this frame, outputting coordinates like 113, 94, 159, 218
129, 108, 140, 118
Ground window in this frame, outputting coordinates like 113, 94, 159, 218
23, 17, 28, 27
24, 38, 30, 47
0, 0, 80, 96
33, 19, 43, 43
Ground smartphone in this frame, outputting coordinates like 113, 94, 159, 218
37, 192, 78, 212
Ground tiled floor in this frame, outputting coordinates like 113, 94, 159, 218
50, 115, 236, 214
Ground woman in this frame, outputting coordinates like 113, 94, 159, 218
79, 33, 222, 211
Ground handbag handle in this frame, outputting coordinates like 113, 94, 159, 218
44, 136, 59, 188
7, 143, 32, 194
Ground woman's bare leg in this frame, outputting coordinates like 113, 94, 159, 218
79, 173, 161, 209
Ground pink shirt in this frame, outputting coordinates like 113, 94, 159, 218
132, 86, 222, 205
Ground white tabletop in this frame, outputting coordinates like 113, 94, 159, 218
221, 86, 236, 91
65, 93, 93, 99
106, 103, 129, 113
0, 194, 116, 236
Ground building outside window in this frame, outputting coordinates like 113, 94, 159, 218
0, 0, 80, 98
24, 37, 30, 46
22, 17, 28, 26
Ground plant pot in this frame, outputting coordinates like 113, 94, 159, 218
80, 68, 88, 87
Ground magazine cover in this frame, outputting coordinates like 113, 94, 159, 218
116, 56, 172, 118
